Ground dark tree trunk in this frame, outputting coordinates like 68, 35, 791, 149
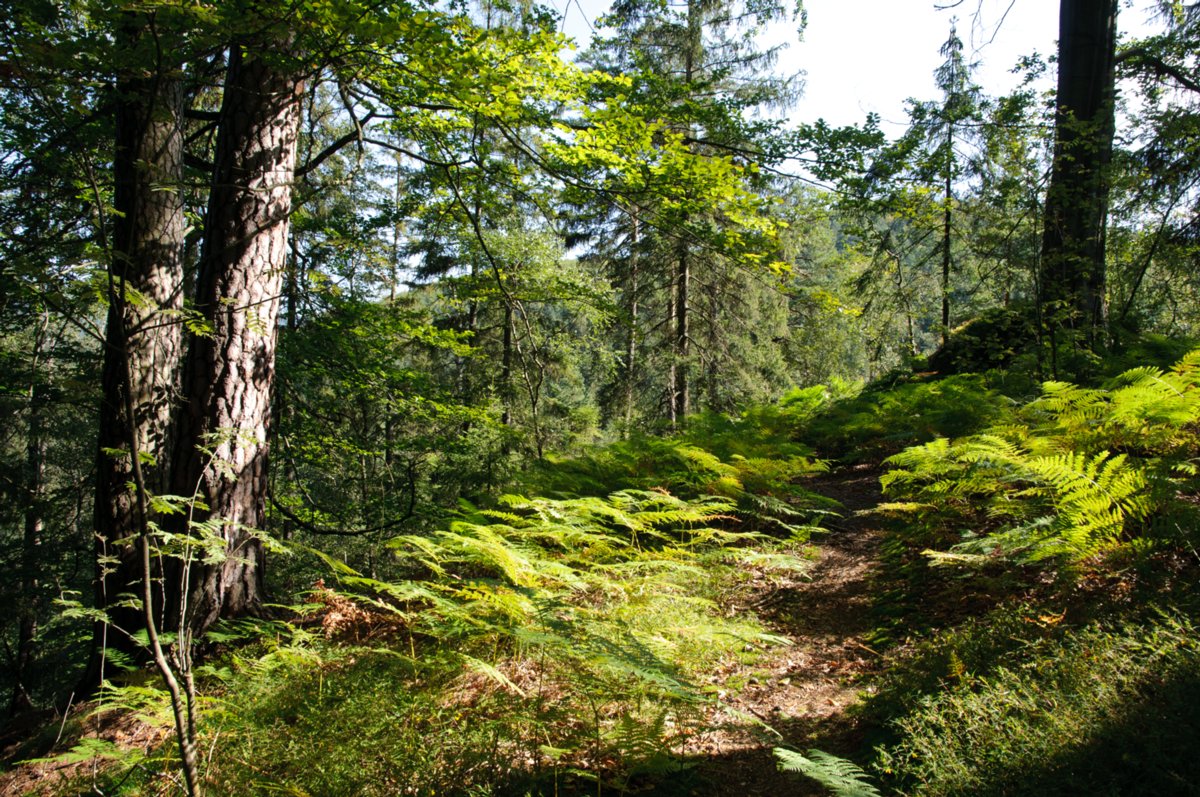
85, 39, 187, 686
12, 319, 48, 714
623, 213, 640, 436
667, 269, 678, 428
501, 301, 514, 426
674, 244, 691, 423
169, 41, 303, 635
941, 138, 952, 347
703, 277, 720, 410
1040, 0, 1118, 355
672, 0, 700, 426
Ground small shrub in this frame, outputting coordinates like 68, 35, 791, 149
927, 306, 1036, 376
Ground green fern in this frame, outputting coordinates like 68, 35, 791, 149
881, 350, 1200, 564
775, 748, 881, 797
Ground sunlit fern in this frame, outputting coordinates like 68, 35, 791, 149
775, 747, 881, 797
881, 350, 1200, 564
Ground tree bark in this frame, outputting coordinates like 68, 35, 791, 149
672, 0, 701, 426
667, 269, 678, 428
169, 40, 303, 635
1040, 0, 1118, 354
674, 243, 691, 423
941, 138, 952, 348
12, 316, 49, 713
501, 300, 514, 426
623, 213, 640, 436
87, 35, 187, 683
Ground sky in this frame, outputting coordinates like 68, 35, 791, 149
550, 0, 1164, 134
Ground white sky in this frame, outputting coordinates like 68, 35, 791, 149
552, 0, 1165, 134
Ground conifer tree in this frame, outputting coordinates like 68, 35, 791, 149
578, 0, 801, 427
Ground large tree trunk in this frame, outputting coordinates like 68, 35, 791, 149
12, 316, 49, 713
1040, 0, 1118, 356
169, 41, 303, 635
87, 44, 186, 683
672, 0, 701, 426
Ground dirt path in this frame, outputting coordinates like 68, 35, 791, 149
686, 465, 886, 795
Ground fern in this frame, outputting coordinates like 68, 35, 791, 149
881, 350, 1200, 565
775, 748, 882, 797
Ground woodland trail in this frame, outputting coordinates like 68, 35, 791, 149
687, 465, 886, 796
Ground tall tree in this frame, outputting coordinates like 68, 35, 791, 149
92, 9, 188, 662
926, 22, 981, 346
810, 24, 989, 368
167, 35, 304, 633
577, 0, 799, 427
1110, 2, 1200, 334
1040, 0, 1119, 359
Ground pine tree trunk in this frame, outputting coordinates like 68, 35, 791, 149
12, 318, 48, 713
501, 300, 514, 426
169, 41, 303, 635
86, 40, 186, 683
623, 214, 640, 436
673, 0, 700, 425
941, 136, 953, 347
667, 269, 678, 429
674, 244, 691, 422
1040, 0, 1117, 354
703, 278, 719, 409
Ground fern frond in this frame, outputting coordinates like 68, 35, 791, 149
774, 748, 881, 797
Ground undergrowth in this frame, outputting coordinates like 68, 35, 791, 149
868, 607, 1200, 796
855, 349, 1200, 796
878, 350, 1200, 567
524, 401, 839, 536
57, 488, 812, 796
800, 374, 1019, 462
206, 492, 809, 795
29, 350, 1200, 797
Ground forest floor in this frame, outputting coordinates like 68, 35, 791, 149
0, 466, 892, 797
683, 464, 887, 796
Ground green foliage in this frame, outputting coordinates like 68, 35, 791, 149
775, 747, 882, 797
191, 488, 808, 794
871, 612, 1200, 796
525, 397, 837, 536
884, 439, 1151, 563
25, 737, 125, 767
801, 374, 1014, 462
525, 436, 743, 499
208, 648, 512, 797
879, 351, 1200, 565
927, 306, 1037, 375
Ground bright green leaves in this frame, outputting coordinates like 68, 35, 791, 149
547, 104, 786, 271
885, 437, 1150, 562
880, 350, 1200, 564
355, 12, 600, 141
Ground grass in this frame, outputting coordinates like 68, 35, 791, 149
868, 607, 1200, 796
